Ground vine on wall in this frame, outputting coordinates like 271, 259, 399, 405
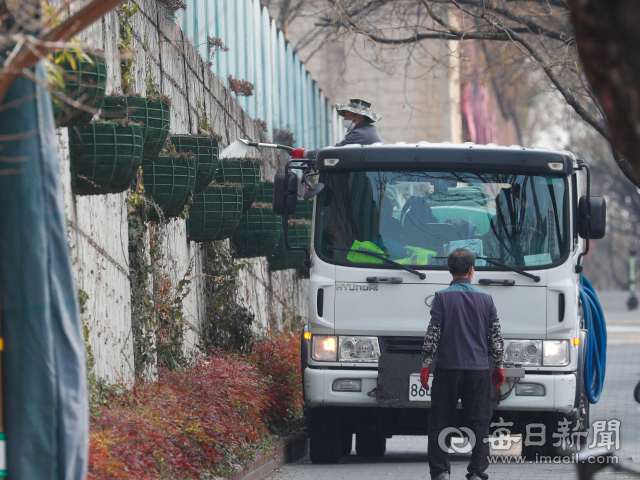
149, 225, 193, 370
126, 171, 195, 377
126, 172, 156, 378
117, 3, 139, 95
201, 241, 255, 353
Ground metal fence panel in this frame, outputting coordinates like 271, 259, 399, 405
182, 0, 339, 150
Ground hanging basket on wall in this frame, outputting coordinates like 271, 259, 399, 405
256, 181, 274, 204
143, 153, 196, 221
69, 121, 144, 195
231, 204, 282, 258
187, 184, 244, 242
292, 198, 314, 220
101, 95, 171, 161
171, 134, 219, 194
267, 220, 312, 271
214, 158, 260, 212
51, 51, 107, 127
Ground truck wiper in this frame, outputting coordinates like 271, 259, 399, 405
476, 257, 540, 282
434, 256, 540, 282
329, 246, 426, 280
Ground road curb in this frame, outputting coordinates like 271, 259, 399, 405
229, 432, 309, 480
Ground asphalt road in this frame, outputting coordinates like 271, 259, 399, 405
266, 291, 640, 480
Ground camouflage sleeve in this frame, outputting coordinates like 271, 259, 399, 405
422, 323, 442, 368
488, 322, 505, 368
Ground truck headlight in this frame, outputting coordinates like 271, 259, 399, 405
504, 340, 542, 366
312, 335, 338, 361
338, 336, 381, 362
543, 340, 570, 366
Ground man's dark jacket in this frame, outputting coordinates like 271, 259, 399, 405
306, 120, 382, 159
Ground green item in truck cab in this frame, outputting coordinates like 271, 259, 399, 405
347, 240, 385, 264
397, 246, 437, 265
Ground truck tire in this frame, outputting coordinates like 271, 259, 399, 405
309, 408, 341, 464
340, 432, 353, 456
634, 381, 640, 404
355, 432, 386, 457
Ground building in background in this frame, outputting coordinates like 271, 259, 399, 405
181, 0, 341, 149
259, 2, 522, 147
254, 2, 462, 144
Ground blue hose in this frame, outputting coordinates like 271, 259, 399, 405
579, 276, 607, 404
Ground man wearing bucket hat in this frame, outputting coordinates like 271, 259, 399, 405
290, 99, 382, 159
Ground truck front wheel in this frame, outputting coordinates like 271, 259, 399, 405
309, 408, 341, 464
356, 431, 386, 457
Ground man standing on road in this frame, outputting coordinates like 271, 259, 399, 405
420, 248, 506, 480
289, 98, 382, 160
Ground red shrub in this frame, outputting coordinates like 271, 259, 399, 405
89, 353, 273, 479
251, 331, 303, 425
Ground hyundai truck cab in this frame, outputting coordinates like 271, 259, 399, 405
278, 142, 605, 464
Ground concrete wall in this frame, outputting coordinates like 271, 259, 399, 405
60, 0, 309, 384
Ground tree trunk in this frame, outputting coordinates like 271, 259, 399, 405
569, 0, 640, 182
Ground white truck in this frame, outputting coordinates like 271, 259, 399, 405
272, 142, 606, 464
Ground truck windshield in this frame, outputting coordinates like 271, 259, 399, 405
316, 170, 567, 268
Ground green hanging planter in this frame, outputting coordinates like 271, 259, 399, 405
256, 181, 274, 204
187, 184, 244, 242
231, 205, 282, 258
51, 51, 107, 127
267, 220, 312, 271
214, 158, 260, 212
292, 198, 314, 220
69, 121, 144, 195
102, 96, 170, 161
171, 134, 219, 193
143, 153, 196, 221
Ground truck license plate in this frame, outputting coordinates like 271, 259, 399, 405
409, 374, 432, 401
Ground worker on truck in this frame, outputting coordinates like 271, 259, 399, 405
289, 98, 382, 160
420, 248, 506, 480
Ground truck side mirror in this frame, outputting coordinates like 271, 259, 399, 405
273, 172, 298, 215
578, 196, 606, 240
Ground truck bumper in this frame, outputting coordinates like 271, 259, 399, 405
495, 373, 577, 415
305, 368, 577, 415
304, 368, 379, 407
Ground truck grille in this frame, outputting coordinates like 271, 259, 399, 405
379, 336, 423, 355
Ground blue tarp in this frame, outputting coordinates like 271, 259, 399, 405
0, 65, 88, 479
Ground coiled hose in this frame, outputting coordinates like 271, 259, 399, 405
579, 276, 607, 404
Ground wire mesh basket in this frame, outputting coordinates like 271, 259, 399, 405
187, 184, 244, 242
292, 198, 314, 220
171, 135, 219, 193
102, 96, 170, 161
256, 181, 274, 204
51, 51, 107, 127
69, 121, 144, 195
267, 220, 312, 271
214, 158, 260, 212
231, 205, 282, 258
143, 154, 196, 221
